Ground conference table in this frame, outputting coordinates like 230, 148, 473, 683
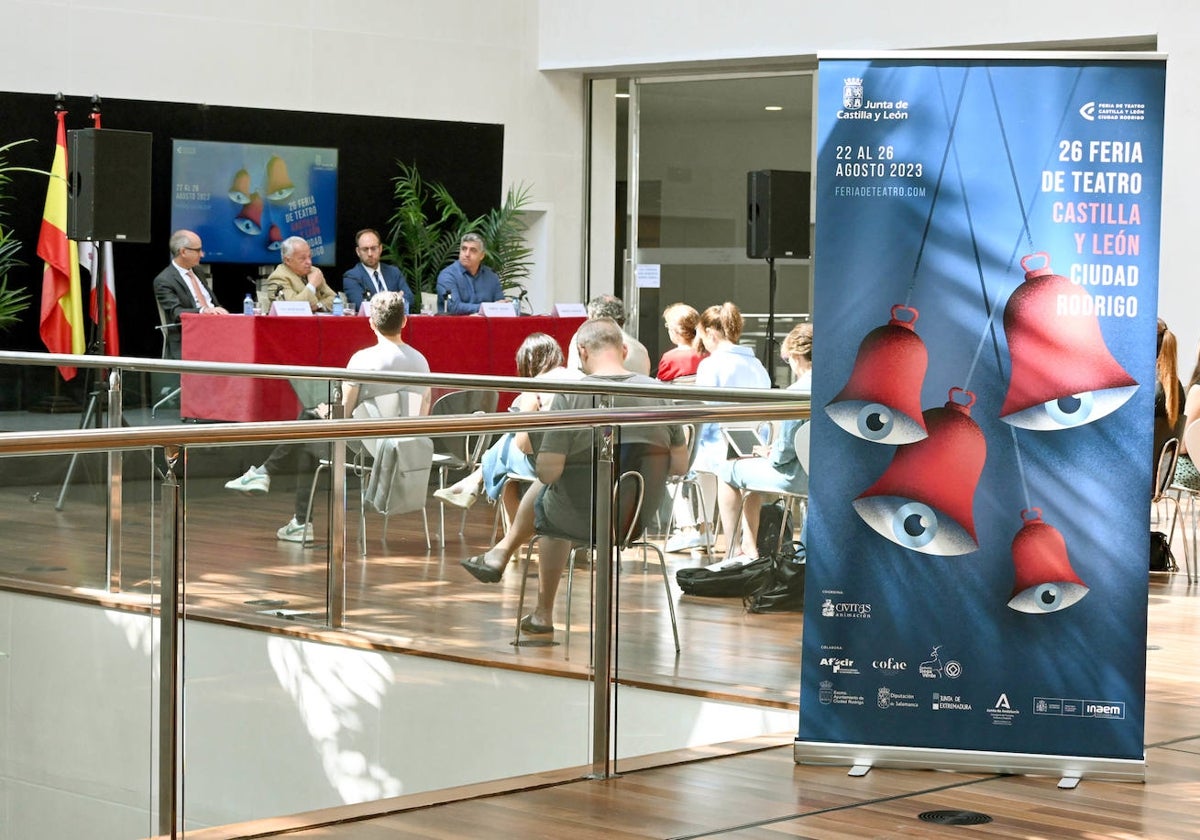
179, 313, 587, 422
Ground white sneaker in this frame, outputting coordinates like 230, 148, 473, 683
433, 487, 478, 510
665, 528, 706, 553
276, 517, 314, 543
225, 467, 270, 494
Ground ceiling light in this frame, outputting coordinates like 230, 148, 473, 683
764, 105, 783, 111
615, 92, 630, 99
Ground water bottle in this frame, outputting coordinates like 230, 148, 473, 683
332, 293, 344, 317
243, 293, 254, 316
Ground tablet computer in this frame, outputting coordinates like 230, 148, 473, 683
723, 427, 764, 458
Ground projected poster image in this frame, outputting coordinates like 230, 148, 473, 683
170, 139, 338, 264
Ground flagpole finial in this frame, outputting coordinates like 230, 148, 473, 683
90, 94, 101, 113
53, 92, 66, 112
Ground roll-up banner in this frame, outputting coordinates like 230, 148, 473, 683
797, 52, 1165, 781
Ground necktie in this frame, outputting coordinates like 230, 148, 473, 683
372, 270, 384, 295
186, 269, 210, 308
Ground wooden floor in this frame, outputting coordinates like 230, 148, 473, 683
4, 464, 1200, 839
192, 568, 1200, 840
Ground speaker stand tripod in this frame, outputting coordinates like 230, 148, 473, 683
55, 240, 129, 511
761, 256, 779, 388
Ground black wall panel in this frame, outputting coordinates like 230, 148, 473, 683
0, 91, 504, 361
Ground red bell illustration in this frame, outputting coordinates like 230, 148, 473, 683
234, 193, 263, 236
267, 223, 284, 250
265, 155, 295, 201
1007, 507, 1089, 613
1000, 252, 1137, 430
228, 168, 252, 204
853, 387, 986, 556
826, 304, 929, 445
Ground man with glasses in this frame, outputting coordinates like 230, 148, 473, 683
341, 228, 413, 314
152, 229, 229, 359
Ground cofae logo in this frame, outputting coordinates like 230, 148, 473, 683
872, 657, 907, 672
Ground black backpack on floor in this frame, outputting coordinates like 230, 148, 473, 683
676, 556, 773, 597
745, 541, 806, 613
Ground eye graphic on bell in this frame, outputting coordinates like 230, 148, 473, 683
826, 303, 929, 445
852, 387, 986, 557
1000, 252, 1137, 431
1006, 507, 1089, 614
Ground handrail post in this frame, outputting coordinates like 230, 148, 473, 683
107, 368, 123, 592
590, 399, 616, 779
327, 399, 346, 629
157, 445, 182, 838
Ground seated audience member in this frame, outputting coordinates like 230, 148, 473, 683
1154, 317, 1185, 480
223, 292, 430, 541
462, 318, 687, 638
152, 229, 228, 358
665, 301, 771, 552
656, 302, 704, 382
433, 332, 584, 525
1175, 343, 1200, 492
715, 322, 812, 561
436, 232, 504, 314
566, 294, 651, 376
267, 236, 337, 313
342, 227, 413, 314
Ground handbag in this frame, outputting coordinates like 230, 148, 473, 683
1150, 530, 1177, 573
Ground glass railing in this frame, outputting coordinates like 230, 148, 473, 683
0, 351, 807, 838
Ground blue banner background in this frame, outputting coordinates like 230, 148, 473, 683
801, 58, 1165, 761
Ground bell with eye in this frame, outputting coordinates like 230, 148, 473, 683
825, 303, 929, 445
234, 192, 263, 236
852, 387, 986, 556
1007, 507, 1089, 614
1000, 252, 1137, 431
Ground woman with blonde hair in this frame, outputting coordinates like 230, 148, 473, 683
665, 302, 771, 554
657, 302, 705, 382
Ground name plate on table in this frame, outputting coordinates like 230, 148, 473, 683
269, 300, 314, 317
552, 302, 588, 317
479, 300, 517, 317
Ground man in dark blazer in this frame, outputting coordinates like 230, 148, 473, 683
341, 228, 413, 314
152, 229, 228, 359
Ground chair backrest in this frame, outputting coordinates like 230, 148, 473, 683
1154, 436, 1180, 501
614, 442, 671, 545
430, 389, 499, 467
353, 390, 409, 458
794, 421, 811, 475
154, 299, 173, 360
1184, 419, 1200, 469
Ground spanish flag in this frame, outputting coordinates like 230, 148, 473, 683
37, 109, 84, 380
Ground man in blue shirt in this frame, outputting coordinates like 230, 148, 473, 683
342, 228, 413, 314
435, 232, 504, 314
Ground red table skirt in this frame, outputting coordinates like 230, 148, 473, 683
180, 313, 586, 422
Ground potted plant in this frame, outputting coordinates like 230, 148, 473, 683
0, 140, 35, 330
385, 161, 534, 311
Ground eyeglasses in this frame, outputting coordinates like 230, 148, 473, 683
357, 244, 381, 252
181, 245, 204, 254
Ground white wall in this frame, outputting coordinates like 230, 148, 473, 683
0, 0, 588, 307
0, 591, 795, 837
538, 0, 1200, 374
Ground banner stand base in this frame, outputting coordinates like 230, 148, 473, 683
794, 739, 1145, 783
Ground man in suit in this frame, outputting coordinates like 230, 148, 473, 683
266, 236, 337, 312
152, 229, 229, 359
435, 232, 504, 315
341, 228, 413, 314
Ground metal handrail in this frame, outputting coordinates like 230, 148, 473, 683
0, 349, 792, 405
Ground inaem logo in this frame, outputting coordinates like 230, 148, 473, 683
994, 693, 1012, 711
1079, 101, 1097, 121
